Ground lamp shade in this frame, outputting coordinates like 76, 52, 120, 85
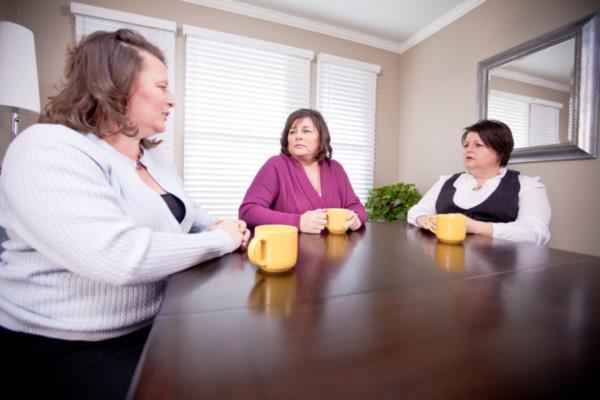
0, 21, 40, 113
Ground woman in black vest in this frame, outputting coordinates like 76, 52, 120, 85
407, 120, 551, 245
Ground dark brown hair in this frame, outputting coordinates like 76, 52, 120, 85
280, 108, 332, 161
462, 119, 514, 167
41, 29, 166, 148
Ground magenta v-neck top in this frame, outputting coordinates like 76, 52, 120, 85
239, 154, 367, 229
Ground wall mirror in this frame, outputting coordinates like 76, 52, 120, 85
477, 12, 599, 163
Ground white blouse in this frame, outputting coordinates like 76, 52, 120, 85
407, 168, 551, 245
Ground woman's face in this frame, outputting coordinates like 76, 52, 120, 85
462, 131, 500, 172
127, 51, 175, 138
287, 117, 320, 163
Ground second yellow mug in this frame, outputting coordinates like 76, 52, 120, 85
326, 208, 350, 234
326, 233, 349, 260
425, 213, 467, 244
248, 225, 298, 273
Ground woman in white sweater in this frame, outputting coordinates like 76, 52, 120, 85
0, 29, 249, 399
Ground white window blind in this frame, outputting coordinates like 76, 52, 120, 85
183, 26, 313, 218
71, 2, 176, 160
529, 103, 559, 146
488, 94, 530, 148
488, 90, 562, 149
567, 95, 574, 142
316, 54, 380, 203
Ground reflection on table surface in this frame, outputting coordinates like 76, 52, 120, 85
131, 222, 600, 399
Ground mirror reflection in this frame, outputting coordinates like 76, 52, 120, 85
488, 39, 575, 149
477, 12, 599, 163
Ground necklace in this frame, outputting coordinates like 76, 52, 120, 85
472, 170, 500, 191
136, 144, 145, 171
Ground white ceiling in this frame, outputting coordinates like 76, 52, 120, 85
504, 39, 575, 85
183, 0, 488, 53
185, 0, 572, 89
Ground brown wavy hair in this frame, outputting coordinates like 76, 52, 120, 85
41, 29, 166, 148
280, 108, 332, 161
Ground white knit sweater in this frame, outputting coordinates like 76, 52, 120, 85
0, 124, 236, 341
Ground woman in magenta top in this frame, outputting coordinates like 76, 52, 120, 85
239, 108, 367, 234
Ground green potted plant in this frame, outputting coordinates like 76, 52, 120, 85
365, 183, 422, 222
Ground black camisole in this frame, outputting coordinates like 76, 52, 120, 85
160, 193, 186, 223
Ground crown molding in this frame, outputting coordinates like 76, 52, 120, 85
492, 68, 571, 92
181, 0, 486, 54
397, 0, 487, 53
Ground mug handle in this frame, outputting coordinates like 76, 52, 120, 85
248, 237, 267, 268
424, 215, 437, 233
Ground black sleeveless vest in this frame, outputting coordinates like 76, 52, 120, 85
435, 170, 520, 223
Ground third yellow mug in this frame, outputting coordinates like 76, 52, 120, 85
425, 213, 467, 244
435, 242, 465, 271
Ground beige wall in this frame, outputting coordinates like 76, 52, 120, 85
0, 0, 401, 186
398, 0, 600, 256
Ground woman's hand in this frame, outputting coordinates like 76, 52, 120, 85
416, 215, 434, 230
300, 209, 327, 234
465, 216, 493, 237
344, 210, 362, 231
212, 219, 250, 249
237, 219, 251, 249
417, 215, 492, 238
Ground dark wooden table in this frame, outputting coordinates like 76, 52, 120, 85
129, 222, 600, 399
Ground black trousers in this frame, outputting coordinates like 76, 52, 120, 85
0, 325, 151, 399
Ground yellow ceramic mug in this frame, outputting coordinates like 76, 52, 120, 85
435, 242, 465, 272
425, 213, 467, 244
326, 233, 349, 260
326, 208, 350, 234
247, 271, 297, 317
248, 225, 298, 273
